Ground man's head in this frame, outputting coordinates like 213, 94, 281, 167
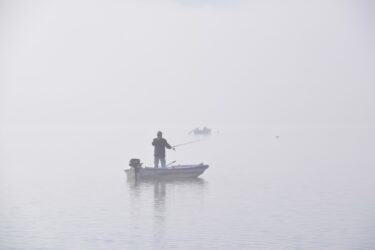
157, 131, 163, 138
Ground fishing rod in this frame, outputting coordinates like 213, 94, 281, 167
172, 139, 201, 148
166, 160, 176, 167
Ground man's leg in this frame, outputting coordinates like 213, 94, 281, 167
154, 157, 159, 168
161, 157, 166, 168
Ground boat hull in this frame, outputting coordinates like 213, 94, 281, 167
125, 164, 209, 180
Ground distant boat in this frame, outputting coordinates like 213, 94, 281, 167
188, 127, 212, 136
125, 159, 209, 180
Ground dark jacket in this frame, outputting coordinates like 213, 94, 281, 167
152, 138, 172, 157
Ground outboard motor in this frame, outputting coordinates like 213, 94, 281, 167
129, 158, 142, 171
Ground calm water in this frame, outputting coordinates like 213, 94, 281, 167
1, 126, 374, 249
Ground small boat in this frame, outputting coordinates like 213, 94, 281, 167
188, 127, 212, 136
125, 159, 209, 180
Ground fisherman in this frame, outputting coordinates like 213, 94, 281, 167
152, 131, 174, 168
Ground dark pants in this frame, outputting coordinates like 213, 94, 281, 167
154, 156, 166, 168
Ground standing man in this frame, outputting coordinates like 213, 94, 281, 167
152, 131, 173, 168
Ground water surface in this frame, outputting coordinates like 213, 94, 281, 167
1, 126, 374, 249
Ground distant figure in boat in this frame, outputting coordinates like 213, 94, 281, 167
152, 131, 174, 168
189, 127, 211, 136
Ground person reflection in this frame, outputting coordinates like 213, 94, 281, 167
153, 181, 167, 249
153, 181, 166, 214
127, 178, 207, 249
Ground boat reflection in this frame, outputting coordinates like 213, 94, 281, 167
128, 177, 206, 187
127, 178, 207, 204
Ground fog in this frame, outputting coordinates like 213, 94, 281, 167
1, 0, 374, 128
1, 0, 375, 249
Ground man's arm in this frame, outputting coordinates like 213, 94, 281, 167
165, 140, 172, 149
152, 139, 156, 146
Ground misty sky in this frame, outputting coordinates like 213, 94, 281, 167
1, 0, 374, 130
